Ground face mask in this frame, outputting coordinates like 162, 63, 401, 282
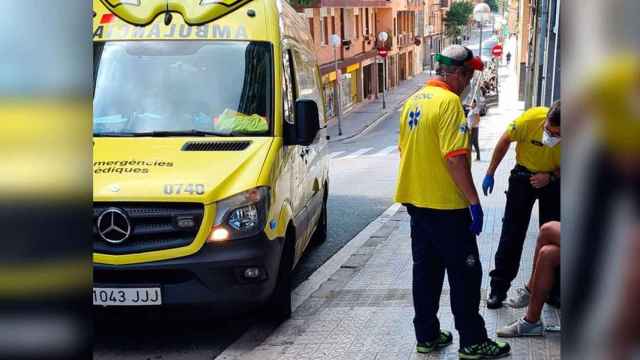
542, 129, 561, 147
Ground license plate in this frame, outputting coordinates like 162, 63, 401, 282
93, 287, 162, 306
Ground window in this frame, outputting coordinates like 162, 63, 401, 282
93, 41, 273, 136
309, 18, 315, 42
291, 50, 325, 126
365, 8, 370, 35
282, 50, 296, 125
355, 14, 360, 39
343, 9, 353, 41
320, 17, 327, 45
331, 16, 335, 35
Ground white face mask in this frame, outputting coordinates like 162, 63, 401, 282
542, 129, 561, 148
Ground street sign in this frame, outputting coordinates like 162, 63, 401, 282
491, 44, 503, 57
378, 48, 388, 58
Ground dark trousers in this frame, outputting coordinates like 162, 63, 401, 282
407, 205, 488, 347
489, 166, 561, 295
471, 127, 480, 159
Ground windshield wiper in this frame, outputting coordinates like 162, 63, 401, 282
130, 130, 235, 137
93, 132, 137, 137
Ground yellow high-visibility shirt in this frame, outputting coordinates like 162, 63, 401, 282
394, 80, 471, 210
587, 55, 640, 155
507, 107, 561, 173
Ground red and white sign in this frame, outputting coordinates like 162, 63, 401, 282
378, 48, 388, 58
491, 44, 503, 57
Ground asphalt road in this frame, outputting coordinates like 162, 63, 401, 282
94, 99, 408, 360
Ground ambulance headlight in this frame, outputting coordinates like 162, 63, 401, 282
213, 187, 270, 239
228, 205, 259, 231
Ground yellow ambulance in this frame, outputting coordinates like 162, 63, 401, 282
92, 0, 329, 318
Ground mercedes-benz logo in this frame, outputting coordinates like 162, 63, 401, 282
97, 208, 132, 244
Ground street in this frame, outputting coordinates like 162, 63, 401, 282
94, 38, 539, 359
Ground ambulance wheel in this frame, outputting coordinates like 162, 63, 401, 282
266, 228, 294, 320
312, 186, 328, 245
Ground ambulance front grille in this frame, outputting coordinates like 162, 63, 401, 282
93, 203, 204, 255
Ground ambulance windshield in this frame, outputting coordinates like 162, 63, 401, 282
93, 41, 272, 137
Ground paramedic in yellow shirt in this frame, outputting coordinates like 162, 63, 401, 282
563, 54, 640, 357
395, 45, 511, 359
482, 101, 561, 309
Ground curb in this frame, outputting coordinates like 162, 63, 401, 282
328, 110, 388, 144
214, 203, 403, 360
329, 85, 423, 144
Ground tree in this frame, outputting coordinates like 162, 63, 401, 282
484, 0, 499, 13
443, 1, 473, 43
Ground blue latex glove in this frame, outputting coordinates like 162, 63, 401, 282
482, 175, 495, 196
469, 203, 484, 236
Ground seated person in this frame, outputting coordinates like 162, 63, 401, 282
497, 221, 560, 337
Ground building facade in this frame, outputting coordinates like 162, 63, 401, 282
295, 0, 425, 118
423, 0, 446, 70
514, 0, 560, 107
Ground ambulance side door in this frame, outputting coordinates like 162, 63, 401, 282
282, 48, 308, 253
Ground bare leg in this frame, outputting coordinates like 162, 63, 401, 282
525, 244, 560, 323
527, 222, 561, 290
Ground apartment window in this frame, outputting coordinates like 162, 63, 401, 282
309, 18, 315, 42
320, 17, 327, 45
355, 14, 360, 39
411, 13, 415, 35
343, 9, 353, 41
365, 8, 370, 35
403, 13, 407, 33
331, 16, 336, 35
394, 18, 396, 36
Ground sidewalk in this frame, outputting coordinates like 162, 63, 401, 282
327, 71, 430, 142
231, 45, 560, 360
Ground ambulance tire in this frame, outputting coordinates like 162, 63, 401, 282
311, 188, 328, 245
266, 227, 294, 320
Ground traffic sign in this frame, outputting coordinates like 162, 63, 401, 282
378, 48, 388, 58
491, 44, 503, 57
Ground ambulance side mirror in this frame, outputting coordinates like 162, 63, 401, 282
293, 100, 320, 146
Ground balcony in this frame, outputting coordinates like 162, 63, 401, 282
290, 0, 392, 7
397, 32, 416, 48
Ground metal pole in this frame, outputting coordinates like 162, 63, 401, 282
382, 56, 387, 109
496, 57, 500, 100
334, 47, 342, 136
430, 43, 434, 72
478, 20, 483, 61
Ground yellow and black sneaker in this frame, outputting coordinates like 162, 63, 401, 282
459, 339, 511, 359
416, 330, 453, 353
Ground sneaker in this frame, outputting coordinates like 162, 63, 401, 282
504, 287, 531, 308
497, 317, 544, 337
416, 330, 453, 353
459, 339, 511, 359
